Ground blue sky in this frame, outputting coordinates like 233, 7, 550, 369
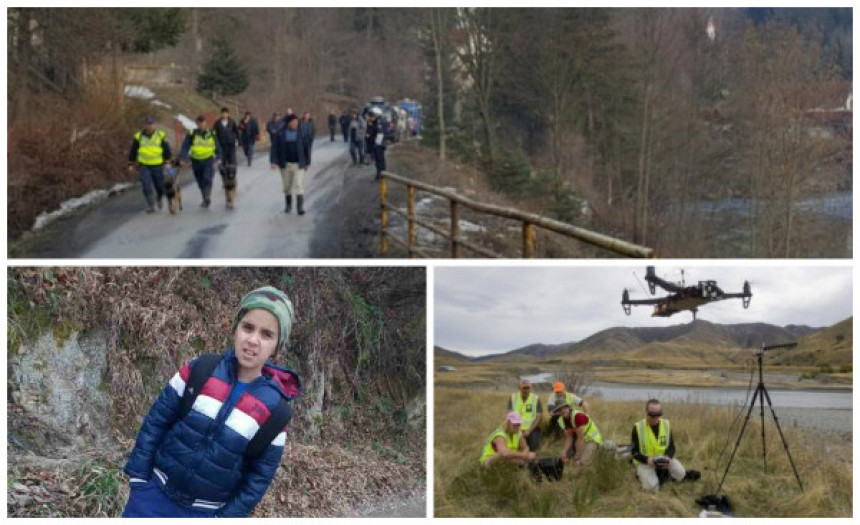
435, 265, 853, 357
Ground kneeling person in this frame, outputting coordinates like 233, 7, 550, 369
479, 412, 536, 468
632, 399, 686, 491
553, 400, 602, 467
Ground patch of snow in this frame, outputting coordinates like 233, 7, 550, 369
151, 99, 172, 109
33, 183, 134, 231
123, 85, 155, 99
458, 220, 486, 233
176, 114, 197, 131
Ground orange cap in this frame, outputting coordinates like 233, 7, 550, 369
553, 381, 565, 393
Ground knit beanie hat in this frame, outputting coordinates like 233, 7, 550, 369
232, 286, 295, 355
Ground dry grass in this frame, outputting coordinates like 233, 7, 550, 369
386, 142, 614, 258
434, 385, 851, 517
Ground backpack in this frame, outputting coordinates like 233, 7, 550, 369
177, 353, 292, 462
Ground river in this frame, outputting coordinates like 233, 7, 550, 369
693, 191, 852, 220
520, 372, 851, 410
520, 372, 852, 433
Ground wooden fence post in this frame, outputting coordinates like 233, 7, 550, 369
450, 200, 460, 258
407, 185, 416, 257
522, 222, 536, 258
380, 175, 388, 256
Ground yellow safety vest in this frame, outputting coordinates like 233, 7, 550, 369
511, 392, 538, 428
633, 418, 671, 465
135, 130, 166, 166
479, 428, 521, 465
548, 391, 582, 408
558, 408, 603, 445
190, 130, 217, 160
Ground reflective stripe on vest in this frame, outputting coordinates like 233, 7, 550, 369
511, 392, 538, 427
135, 130, 166, 166
190, 130, 217, 160
479, 427, 521, 465
558, 409, 603, 445
633, 418, 670, 465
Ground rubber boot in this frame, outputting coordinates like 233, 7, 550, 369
145, 194, 156, 213
156, 195, 163, 210
284, 194, 292, 214
201, 188, 211, 208
297, 195, 305, 215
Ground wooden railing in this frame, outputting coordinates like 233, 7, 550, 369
379, 171, 655, 258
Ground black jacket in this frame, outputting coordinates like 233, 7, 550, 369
212, 118, 240, 147
239, 118, 259, 144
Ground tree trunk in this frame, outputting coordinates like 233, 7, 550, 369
635, 83, 652, 244
430, 9, 446, 162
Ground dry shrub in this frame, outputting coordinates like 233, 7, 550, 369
7, 78, 145, 239
9, 267, 425, 439
386, 143, 628, 258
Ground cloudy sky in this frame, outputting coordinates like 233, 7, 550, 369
435, 265, 853, 357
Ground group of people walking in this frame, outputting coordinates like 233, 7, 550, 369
480, 380, 691, 491
128, 104, 387, 216
330, 108, 388, 179
128, 107, 260, 213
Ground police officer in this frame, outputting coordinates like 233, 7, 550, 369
178, 115, 222, 208
631, 399, 686, 490
128, 117, 172, 213
507, 379, 542, 452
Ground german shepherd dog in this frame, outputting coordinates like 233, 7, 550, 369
163, 162, 183, 214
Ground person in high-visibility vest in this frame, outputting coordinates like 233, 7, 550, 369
507, 379, 542, 452
479, 411, 536, 468
548, 381, 590, 437
128, 117, 172, 213
178, 115, 222, 208
631, 399, 686, 490
551, 399, 602, 467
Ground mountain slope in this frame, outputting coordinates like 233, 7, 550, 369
472, 320, 836, 367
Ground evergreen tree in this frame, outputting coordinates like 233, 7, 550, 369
117, 8, 187, 53
196, 37, 249, 97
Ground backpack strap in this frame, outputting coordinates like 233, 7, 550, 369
178, 353, 222, 420
245, 398, 292, 462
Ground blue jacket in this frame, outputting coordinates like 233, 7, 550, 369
124, 349, 302, 517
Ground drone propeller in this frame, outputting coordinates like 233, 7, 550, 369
742, 280, 752, 308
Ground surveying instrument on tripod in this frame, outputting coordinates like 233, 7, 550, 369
717, 341, 803, 493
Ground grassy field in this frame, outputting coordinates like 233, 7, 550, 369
434, 385, 852, 517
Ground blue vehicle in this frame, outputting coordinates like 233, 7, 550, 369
398, 99, 422, 137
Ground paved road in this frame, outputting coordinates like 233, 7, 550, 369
80, 139, 359, 258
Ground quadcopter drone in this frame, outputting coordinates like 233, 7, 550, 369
621, 266, 751, 321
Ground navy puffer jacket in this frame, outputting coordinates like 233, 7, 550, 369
124, 349, 301, 517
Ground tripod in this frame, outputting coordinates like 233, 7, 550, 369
717, 342, 803, 493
